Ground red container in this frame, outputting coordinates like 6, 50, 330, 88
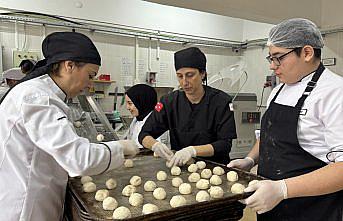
98, 74, 110, 81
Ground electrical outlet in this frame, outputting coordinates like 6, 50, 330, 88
12, 50, 40, 67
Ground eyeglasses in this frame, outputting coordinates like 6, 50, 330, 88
266, 48, 297, 66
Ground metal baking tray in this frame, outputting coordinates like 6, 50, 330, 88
66, 151, 261, 220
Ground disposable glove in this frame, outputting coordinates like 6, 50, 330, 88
152, 142, 174, 160
118, 140, 139, 157
241, 179, 288, 214
227, 157, 255, 171
167, 146, 196, 167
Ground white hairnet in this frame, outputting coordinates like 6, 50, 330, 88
2, 68, 25, 80
267, 18, 324, 49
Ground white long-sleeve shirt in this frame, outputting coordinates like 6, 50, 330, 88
0, 74, 125, 221
265, 68, 343, 163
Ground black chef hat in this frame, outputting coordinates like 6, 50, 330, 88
174, 47, 206, 72
42, 31, 101, 66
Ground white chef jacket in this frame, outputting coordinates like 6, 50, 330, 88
264, 68, 343, 163
0, 74, 125, 221
126, 112, 170, 148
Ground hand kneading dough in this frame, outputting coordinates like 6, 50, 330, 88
209, 186, 224, 199
144, 180, 157, 192
156, 171, 167, 181
201, 169, 212, 179
179, 183, 192, 195
83, 182, 96, 193
188, 164, 198, 173
172, 177, 183, 187
142, 203, 159, 214
196, 179, 210, 190
102, 197, 118, 210
129, 193, 144, 206
171, 166, 181, 176
105, 178, 117, 190
113, 206, 131, 219
122, 185, 136, 196
95, 189, 109, 201
248, 180, 259, 186
210, 175, 222, 185
227, 171, 239, 182
188, 172, 200, 183
130, 175, 142, 186
196, 190, 210, 202
124, 159, 134, 168
196, 161, 206, 170
153, 187, 167, 200
231, 183, 245, 194
170, 195, 187, 208
81, 176, 92, 184
213, 166, 225, 175
96, 134, 105, 142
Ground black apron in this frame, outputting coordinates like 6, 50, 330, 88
257, 63, 343, 221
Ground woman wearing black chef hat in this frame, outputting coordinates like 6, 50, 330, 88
0, 31, 139, 221
139, 47, 237, 167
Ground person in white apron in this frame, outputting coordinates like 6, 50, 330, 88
228, 18, 343, 220
0, 31, 139, 221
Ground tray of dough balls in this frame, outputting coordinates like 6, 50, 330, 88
68, 152, 261, 220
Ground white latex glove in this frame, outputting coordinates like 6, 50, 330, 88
241, 180, 288, 214
167, 146, 196, 167
152, 142, 174, 160
227, 157, 255, 171
118, 140, 139, 157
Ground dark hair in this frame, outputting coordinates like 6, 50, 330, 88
200, 70, 207, 85
294, 47, 321, 59
49, 61, 86, 76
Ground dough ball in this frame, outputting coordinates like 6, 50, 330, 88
171, 166, 181, 176
196, 190, 210, 202
248, 180, 259, 186
142, 203, 159, 215
83, 182, 96, 193
130, 175, 142, 186
209, 186, 224, 199
124, 159, 134, 168
122, 185, 136, 197
188, 164, 198, 173
227, 171, 239, 182
129, 193, 144, 207
105, 178, 117, 190
73, 121, 82, 128
210, 175, 222, 185
188, 172, 201, 183
201, 169, 212, 179
172, 177, 183, 187
213, 166, 225, 175
170, 195, 187, 208
80, 176, 92, 184
97, 134, 105, 142
196, 179, 210, 190
231, 183, 245, 194
153, 187, 167, 200
179, 183, 192, 195
196, 161, 206, 170
144, 180, 157, 192
113, 206, 131, 219
95, 189, 109, 201
102, 197, 118, 210
156, 171, 168, 181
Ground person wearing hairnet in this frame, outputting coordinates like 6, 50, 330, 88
0, 67, 25, 99
125, 84, 169, 148
139, 47, 237, 167
228, 18, 343, 220
0, 32, 139, 221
